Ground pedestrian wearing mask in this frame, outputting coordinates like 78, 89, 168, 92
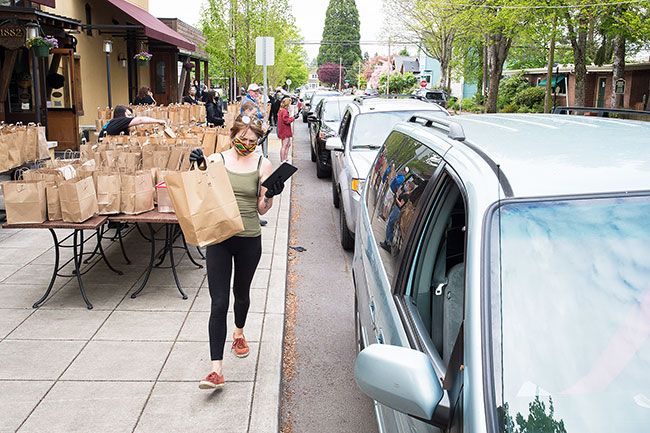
189, 115, 284, 390
277, 97, 298, 161
133, 87, 156, 105
204, 90, 225, 126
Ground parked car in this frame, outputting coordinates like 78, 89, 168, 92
413, 88, 448, 108
326, 97, 448, 250
303, 90, 340, 123
308, 95, 355, 178
352, 113, 650, 432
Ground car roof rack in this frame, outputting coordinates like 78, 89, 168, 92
553, 106, 650, 118
408, 113, 466, 141
353, 94, 420, 104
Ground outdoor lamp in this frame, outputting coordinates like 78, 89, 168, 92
118, 54, 127, 68
103, 40, 113, 54
26, 22, 39, 40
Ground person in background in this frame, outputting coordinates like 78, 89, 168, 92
188, 115, 284, 391
192, 78, 203, 100
183, 86, 200, 105
133, 87, 156, 105
269, 88, 283, 128
277, 97, 298, 161
240, 83, 263, 120
99, 105, 166, 138
204, 90, 224, 127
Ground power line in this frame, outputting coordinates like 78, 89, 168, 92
391, 0, 647, 9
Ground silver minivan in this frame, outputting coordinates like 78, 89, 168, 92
352, 113, 650, 432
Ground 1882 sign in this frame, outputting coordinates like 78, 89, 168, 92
0, 25, 26, 49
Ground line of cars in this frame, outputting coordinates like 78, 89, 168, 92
302, 95, 650, 432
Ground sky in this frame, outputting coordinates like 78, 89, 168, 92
149, 0, 404, 62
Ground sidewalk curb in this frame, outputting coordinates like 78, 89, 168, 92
248, 162, 291, 432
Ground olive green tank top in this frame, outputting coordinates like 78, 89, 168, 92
223, 154, 262, 238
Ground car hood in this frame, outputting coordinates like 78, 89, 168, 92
350, 149, 379, 179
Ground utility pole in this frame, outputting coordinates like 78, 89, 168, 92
358, 61, 361, 90
338, 56, 342, 91
229, 0, 237, 102
387, 36, 391, 95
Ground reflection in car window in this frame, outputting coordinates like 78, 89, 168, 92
490, 195, 650, 433
351, 111, 436, 150
323, 100, 347, 122
369, 132, 442, 283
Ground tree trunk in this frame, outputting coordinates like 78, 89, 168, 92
476, 40, 484, 99
482, 35, 489, 99
486, 32, 511, 113
566, 11, 588, 107
544, 14, 557, 113
610, 35, 625, 108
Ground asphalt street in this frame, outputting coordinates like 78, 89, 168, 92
280, 120, 377, 433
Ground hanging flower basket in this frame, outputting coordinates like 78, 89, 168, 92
134, 51, 153, 66
26, 36, 58, 58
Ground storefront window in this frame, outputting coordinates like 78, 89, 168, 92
46, 51, 73, 109
155, 60, 166, 94
8, 48, 34, 113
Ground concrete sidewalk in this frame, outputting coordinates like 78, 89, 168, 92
0, 138, 289, 433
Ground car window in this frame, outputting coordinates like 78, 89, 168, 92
369, 132, 443, 283
323, 100, 348, 122
350, 111, 445, 150
405, 176, 466, 365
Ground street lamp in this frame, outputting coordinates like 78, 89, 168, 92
103, 40, 113, 108
26, 22, 39, 40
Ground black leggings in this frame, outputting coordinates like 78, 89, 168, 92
206, 235, 262, 361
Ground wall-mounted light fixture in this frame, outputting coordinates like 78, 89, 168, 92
118, 54, 127, 68
26, 22, 39, 40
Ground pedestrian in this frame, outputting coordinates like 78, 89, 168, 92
133, 87, 156, 105
204, 90, 225, 126
277, 97, 298, 161
240, 83, 263, 120
183, 86, 200, 105
188, 115, 285, 390
98, 105, 166, 138
269, 88, 282, 127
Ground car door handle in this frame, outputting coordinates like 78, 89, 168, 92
369, 300, 376, 325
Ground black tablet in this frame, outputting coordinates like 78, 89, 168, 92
261, 162, 298, 189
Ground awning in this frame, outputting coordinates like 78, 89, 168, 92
538, 75, 566, 87
105, 0, 195, 51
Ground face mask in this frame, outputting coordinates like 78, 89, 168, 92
232, 136, 258, 156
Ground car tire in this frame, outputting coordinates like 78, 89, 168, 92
316, 155, 330, 179
340, 204, 354, 251
332, 180, 340, 208
310, 142, 317, 162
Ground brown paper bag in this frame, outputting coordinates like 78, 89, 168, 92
120, 171, 154, 215
36, 126, 49, 160
215, 134, 231, 153
166, 147, 185, 170
95, 172, 121, 215
202, 128, 218, 155
156, 181, 174, 213
152, 149, 170, 168
46, 183, 62, 221
24, 125, 39, 162
22, 168, 65, 183
59, 176, 99, 223
2, 180, 47, 224
165, 162, 244, 247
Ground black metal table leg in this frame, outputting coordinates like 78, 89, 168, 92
116, 225, 131, 264
73, 230, 93, 310
166, 224, 187, 299
196, 246, 205, 260
96, 227, 123, 275
33, 229, 60, 308
131, 223, 156, 298
82, 225, 102, 264
182, 234, 203, 269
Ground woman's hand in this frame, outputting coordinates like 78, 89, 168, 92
189, 148, 205, 165
264, 180, 284, 198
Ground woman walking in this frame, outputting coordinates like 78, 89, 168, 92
189, 115, 284, 389
277, 97, 296, 162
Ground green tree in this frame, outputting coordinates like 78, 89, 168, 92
378, 72, 417, 94
317, 0, 362, 69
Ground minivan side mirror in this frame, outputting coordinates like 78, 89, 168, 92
325, 137, 344, 152
307, 114, 318, 122
354, 344, 443, 420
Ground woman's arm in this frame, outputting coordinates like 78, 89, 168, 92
129, 116, 166, 126
257, 158, 275, 215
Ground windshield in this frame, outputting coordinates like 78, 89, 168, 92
323, 99, 350, 122
310, 93, 338, 111
351, 111, 443, 150
489, 194, 650, 433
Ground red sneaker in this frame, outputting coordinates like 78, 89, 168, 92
199, 371, 224, 390
232, 335, 250, 358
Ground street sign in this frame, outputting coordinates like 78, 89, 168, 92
420, 79, 427, 88
286, 79, 292, 86
615, 78, 625, 95
255, 37, 275, 66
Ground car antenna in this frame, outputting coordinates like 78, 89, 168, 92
496, 164, 506, 408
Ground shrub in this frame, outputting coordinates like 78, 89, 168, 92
513, 86, 545, 111
497, 72, 530, 110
